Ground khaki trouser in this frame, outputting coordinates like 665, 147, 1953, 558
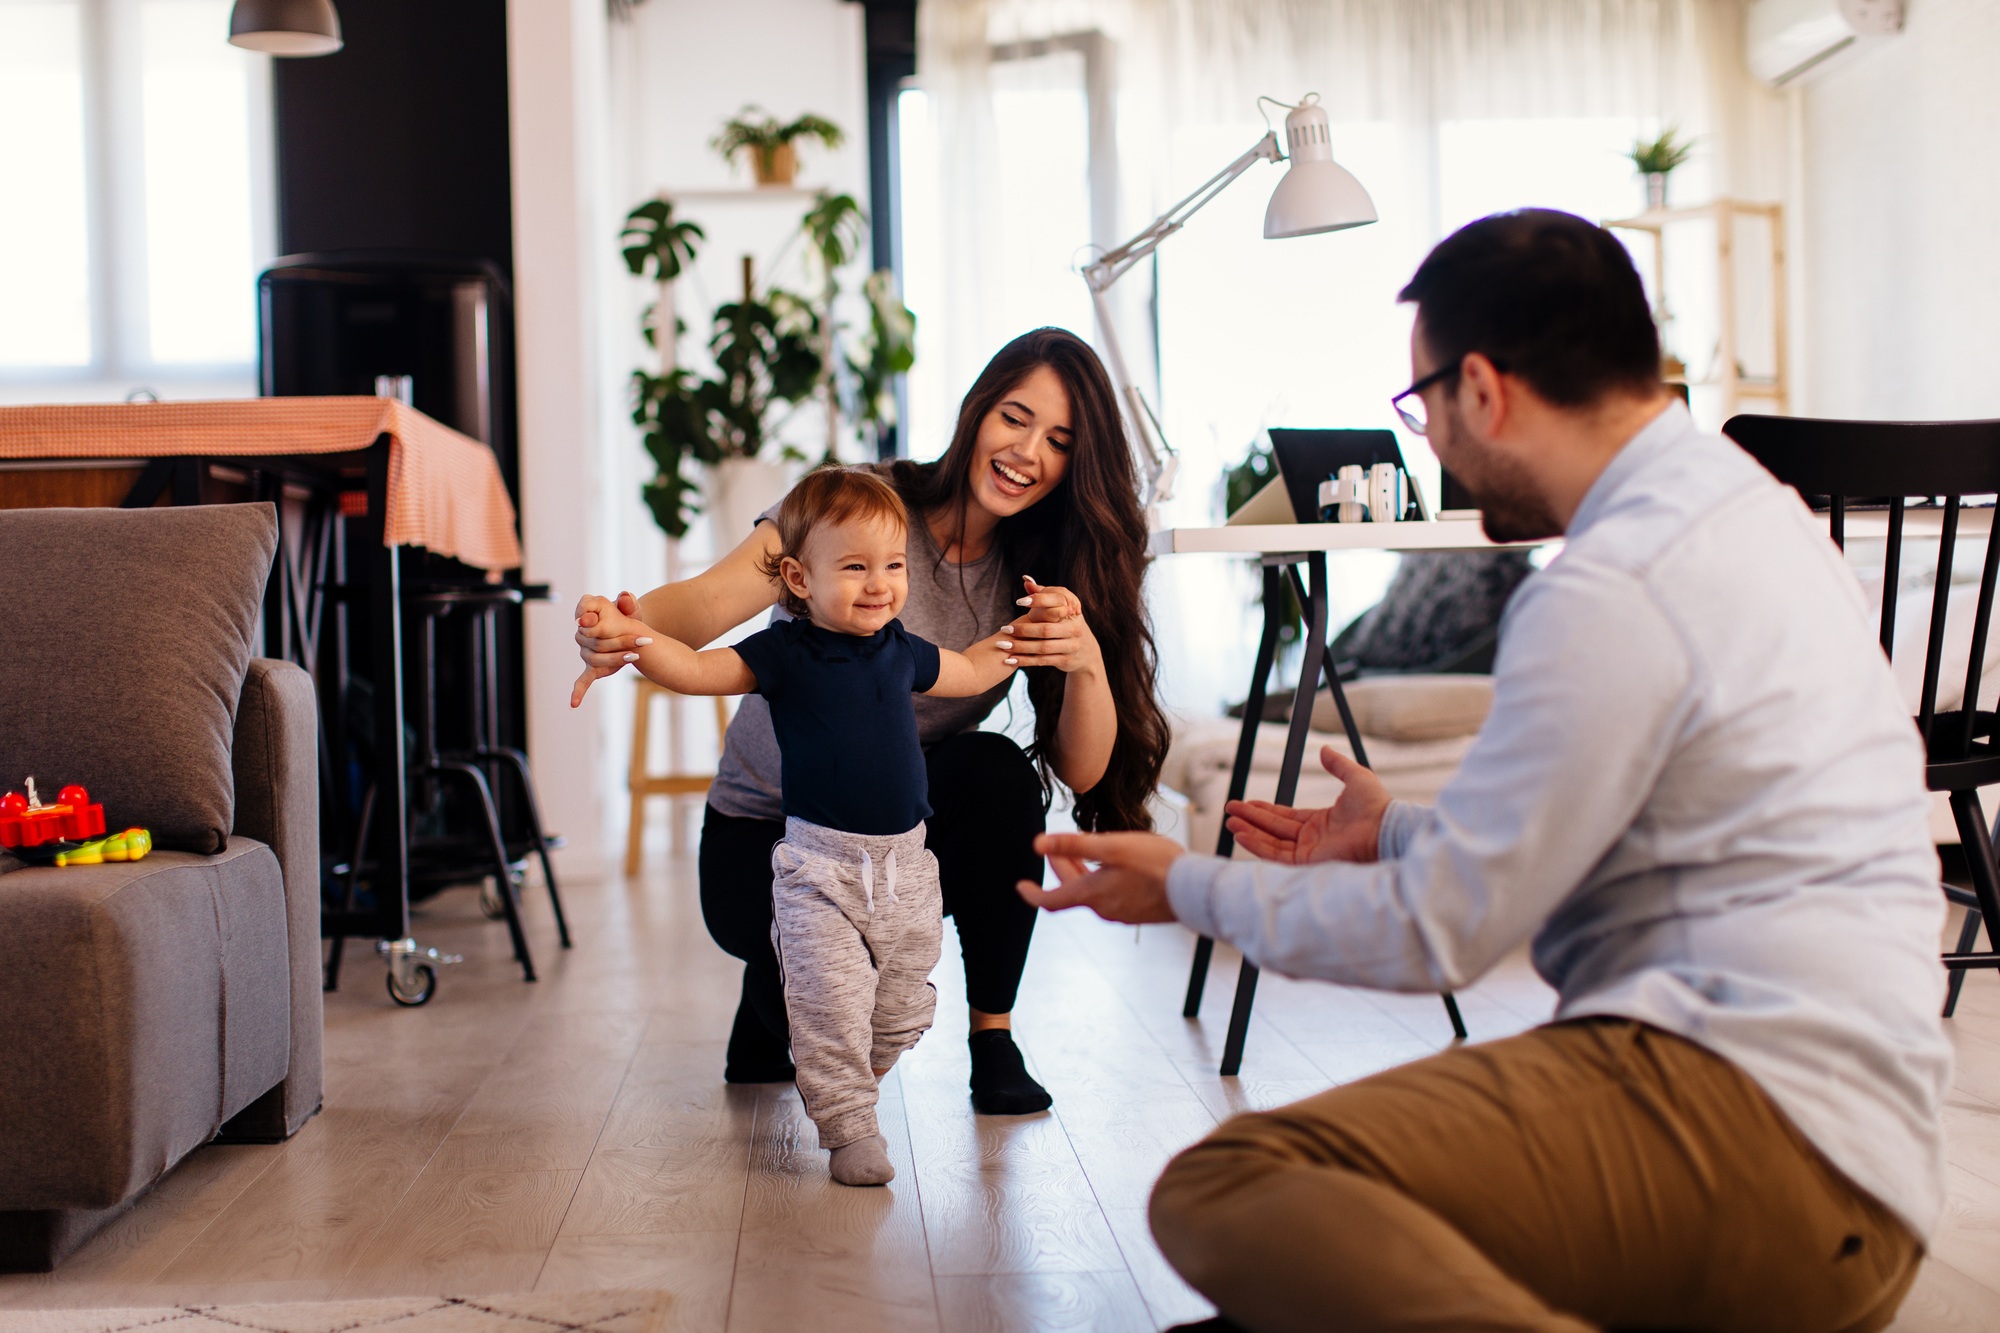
1150, 1018, 1920, 1333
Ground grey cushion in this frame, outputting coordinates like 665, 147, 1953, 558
0, 504, 277, 853
0, 839, 290, 1211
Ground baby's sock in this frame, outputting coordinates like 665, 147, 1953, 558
828, 1135, 895, 1186
969, 1029, 1053, 1115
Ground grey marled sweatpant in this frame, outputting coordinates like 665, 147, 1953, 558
771, 816, 942, 1149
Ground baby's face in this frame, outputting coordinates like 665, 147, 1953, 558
785, 514, 910, 635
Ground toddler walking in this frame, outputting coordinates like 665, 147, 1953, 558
572, 468, 1020, 1185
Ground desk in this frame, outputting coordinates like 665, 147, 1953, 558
1157, 519, 1526, 1073
0, 398, 523, 988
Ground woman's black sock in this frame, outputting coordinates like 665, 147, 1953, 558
724, 995, 795, 1084
968, 1029, 1053, 1114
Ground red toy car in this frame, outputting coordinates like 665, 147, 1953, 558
0, 779, 107, 851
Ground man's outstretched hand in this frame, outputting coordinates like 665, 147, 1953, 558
1224, 745, 1390, 865
1015, 831, 1183, 924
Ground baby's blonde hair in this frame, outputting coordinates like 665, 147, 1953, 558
758, 466, 911, 620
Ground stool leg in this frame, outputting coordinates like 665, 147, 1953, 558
477, 746, 572, 950
627, 682, 653, 877
436, 761, 536, 981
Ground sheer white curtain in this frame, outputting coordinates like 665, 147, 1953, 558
910, 0, 1782, 716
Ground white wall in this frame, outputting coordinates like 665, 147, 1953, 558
606, 0, 869, 572
510, 0, 622, 881
1796, 0, 2000, 418
507, 0, 869, 875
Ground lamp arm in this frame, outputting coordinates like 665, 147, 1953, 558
1082, 131, 1282, 292
1082, 130, 1280, 512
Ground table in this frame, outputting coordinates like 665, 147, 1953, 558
0, 397, 523, 986
1156, 519, 1529, 1074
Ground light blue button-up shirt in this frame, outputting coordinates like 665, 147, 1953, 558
1166, 401, 1953, 1236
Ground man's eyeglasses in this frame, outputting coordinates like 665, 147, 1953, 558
1390, 365, 1459, 437
1391, 356, 1507, 436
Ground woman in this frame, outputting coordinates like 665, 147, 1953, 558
574, 327, 1169, 1114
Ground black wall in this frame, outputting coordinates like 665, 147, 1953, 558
273, 0, 514, 276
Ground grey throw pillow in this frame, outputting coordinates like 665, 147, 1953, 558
0, 504, 278, 854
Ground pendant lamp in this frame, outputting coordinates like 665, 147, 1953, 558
228, 0, 343, 56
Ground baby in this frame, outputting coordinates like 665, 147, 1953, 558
572, 467, 1019, 1185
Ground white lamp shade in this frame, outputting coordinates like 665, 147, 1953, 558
228, 0, 342, 55
1263, 99, 1377, 239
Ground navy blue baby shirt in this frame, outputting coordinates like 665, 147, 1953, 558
732, 617, 942, 835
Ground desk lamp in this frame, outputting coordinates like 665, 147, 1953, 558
1082, 95, 1376, 516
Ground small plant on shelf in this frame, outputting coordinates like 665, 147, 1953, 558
712, 107, 845, 187
1627, 126, 1696, 211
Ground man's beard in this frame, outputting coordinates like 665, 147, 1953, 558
1435, 404, 1562, 543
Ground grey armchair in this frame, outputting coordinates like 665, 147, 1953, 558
0, 506, 324, 1272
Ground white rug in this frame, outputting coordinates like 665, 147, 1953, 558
0, 1290, 672, 1333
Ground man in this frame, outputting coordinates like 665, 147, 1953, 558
1021, 210, 1951, 1333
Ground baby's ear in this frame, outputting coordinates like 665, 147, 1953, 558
779, 555, 811, 600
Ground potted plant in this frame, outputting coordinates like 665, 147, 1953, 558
632, 267, 822, 541
621, 197, 704, 375
712, 107, 845, 187
1627, 126, 1695, 212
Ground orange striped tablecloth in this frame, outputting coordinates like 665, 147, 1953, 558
0, 396, 522, 571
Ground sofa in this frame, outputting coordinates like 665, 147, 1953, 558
0, 504, 322, 1272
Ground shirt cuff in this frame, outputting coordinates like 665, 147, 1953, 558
1377, 800, 1428, 861
1166, 853, 1228, 938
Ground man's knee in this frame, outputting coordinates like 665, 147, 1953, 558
1149, 1116, 1302, 1289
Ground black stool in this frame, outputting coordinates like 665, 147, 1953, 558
332, 583, 570, 989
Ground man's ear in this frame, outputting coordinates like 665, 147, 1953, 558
1458, 352, 1511, 438
779, 555, 811, 603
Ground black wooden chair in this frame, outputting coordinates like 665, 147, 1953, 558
1725, 414, 2000, 1015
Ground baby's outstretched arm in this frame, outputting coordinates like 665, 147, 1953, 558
571, 603, 755, 707
926, 630, 1021, 699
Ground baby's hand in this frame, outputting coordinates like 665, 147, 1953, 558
570, 595, 656, 709
980, 629, 1023, 670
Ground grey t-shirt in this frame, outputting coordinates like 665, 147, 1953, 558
707, 491, 1019, 823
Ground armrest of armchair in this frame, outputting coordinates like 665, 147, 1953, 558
222, 658, 323, 1139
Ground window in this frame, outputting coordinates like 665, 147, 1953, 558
898, 39, 1102, 463
0, 0, 274, 400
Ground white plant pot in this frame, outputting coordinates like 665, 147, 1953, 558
706, 456, 798, 555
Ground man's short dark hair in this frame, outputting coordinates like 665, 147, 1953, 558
1398, 209, 1661, 407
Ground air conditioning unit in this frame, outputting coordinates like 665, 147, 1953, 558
1748, 0, 1904, 85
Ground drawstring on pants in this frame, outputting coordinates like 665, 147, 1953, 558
858, 848, 900, 915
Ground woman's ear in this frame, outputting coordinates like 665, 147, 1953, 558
779, 555, 811, 604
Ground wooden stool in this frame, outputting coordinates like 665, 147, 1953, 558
626, 678, 731, 875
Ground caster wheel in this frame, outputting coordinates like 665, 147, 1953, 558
479, 877, 507, 920
388, 963, 437, 1007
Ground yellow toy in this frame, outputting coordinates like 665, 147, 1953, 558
54, 828, 152, 868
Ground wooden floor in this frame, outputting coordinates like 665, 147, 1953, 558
3, 851, 1999, 1331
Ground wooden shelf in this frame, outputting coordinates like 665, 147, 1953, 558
1608, 198, 1789, 418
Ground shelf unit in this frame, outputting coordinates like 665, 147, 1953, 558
1606, 199, 1789, 419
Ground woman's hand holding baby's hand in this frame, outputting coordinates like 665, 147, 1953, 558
998, 576, 1100, 676
570, 591, 654, 709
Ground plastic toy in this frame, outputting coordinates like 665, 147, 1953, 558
55, 828, 153, 867
0, 779, 148, 867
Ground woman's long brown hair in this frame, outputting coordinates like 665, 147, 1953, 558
885, 327, 1170, 832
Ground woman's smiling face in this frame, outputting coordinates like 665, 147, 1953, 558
968, 364, 1074, 520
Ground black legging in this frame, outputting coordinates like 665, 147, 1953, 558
698, 730, 1048, 1041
